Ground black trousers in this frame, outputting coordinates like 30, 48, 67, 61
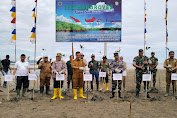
54, 78, 64, 88
16, 76, 29, 90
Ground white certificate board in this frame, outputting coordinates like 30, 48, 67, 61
56, 74, 65, 81
113, 74, 122, 80
171, 73, 177, 80
143, 74, 151, 81
5, 75, 13, 81
28, 74, 37, 80
99, 72, 106, 77
122, 70, 127, 76
84, 74, 92, 81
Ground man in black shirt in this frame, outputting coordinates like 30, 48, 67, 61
1, 55, 11, 88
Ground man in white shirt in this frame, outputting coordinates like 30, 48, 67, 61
13, 54, 30, 98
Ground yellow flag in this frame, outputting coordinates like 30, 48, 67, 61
165, 13, 167, 19
11, 34, 16, 40
166, 37, 168, 43
30, 33, 35, 38
144, 34, 146, 39
11, 12, 16, 18
32, 12, 36, 17
145, 14, 147, 16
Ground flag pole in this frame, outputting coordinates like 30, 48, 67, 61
15, 0, 16, 63
165, 0, 168, 59
144, 0, 146, 56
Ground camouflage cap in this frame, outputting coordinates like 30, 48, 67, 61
114, 52, 119, 56
56, 53, 62, 57
102, 56, 107, 59
91, 54, 95, 57
139, 49, 143, 52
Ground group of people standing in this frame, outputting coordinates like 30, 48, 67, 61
0, 49, 177, 100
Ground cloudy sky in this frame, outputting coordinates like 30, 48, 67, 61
0, 0, 177, 66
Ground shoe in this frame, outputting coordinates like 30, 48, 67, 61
135, 92, 139, 98
110, 92, 115, 99
100, 83, 103, 91
58, 88, 64, 99
46, 86, 51, 95
16, 89, 20, 99
51, 88, 58, 100
79, 88, 86, 99
40, 87, 44, 97
106, 83, 109, 90
118, 91, 122, 98
73, 89, 77, 100
147, 93, 151, 98
164, 86, 170, 97
22, 88, 27, 97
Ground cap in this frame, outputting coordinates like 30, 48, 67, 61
102, 56, 107, 59
151, 52, 155, 54
114, 52, 118, 56
56, 53, 62, 57
139, 49, 143, 52
91, 54, 95, 57
44, 55, 48, 58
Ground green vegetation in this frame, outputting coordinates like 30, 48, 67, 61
56, 21, 121, 32
56, 21, 88, 31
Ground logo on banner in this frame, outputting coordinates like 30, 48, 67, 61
58, 2, 62, 6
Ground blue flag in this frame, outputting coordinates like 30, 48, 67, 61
10, 7, 16, 12
32, 8, 35, 12
31, 27, 35, 33
12, 29, 16, 34
145, 28, 147, 33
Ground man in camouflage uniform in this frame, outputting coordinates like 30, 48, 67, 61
164, 51, 177, 97
149, 52, 158, 88
88, 54, 99, 91
110, 52, 125, 98
133, 49, 151, 98
38, 56, 53, 96
99, 56, 110, 91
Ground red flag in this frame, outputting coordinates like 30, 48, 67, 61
101, 30, 104, 34
11, 18, 16, 23
166, 20, 167, 25
35, 0, 37, 2
166, 0, 168, 2
145, 18, 146, 22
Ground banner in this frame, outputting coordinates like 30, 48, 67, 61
56, 0, 122, 42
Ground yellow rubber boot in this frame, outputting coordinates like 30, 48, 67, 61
106, 83, 109, 90
100, 83, 103, 91
73, 89, 77, 100
79, 88, 86, 99
51, 88, 58, 100
58, 88, 64, 99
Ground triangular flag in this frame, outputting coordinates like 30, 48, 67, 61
166, 37, 168, 43
10, 6, 16, 12
31, 27, 35, 33
144, 34, 146, 39
11, 18, 16, 23
12, 0, 16, 1
32, 12, 36, 17
11, 12, 16, 18
11, 34, 16, 40
145, 18, 146, 22
12, 29, 16, 34
35, 0, 37, 3
145, 14, 147, 16
145, 28, 147, 33
166, 0, 168, 2
30, 33, 35, 38
32, 8, 35, 11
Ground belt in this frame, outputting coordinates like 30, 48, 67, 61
90, 69, 98, 71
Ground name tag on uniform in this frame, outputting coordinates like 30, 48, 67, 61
28, 74, 37, 80
5, 75, 13, 82
99, 72, 106, 77
113, 74, 122, 80
143, 74, 151, 81
84, 74, 92, 81
171, 73, 177, 80
56, 74, 65, 81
